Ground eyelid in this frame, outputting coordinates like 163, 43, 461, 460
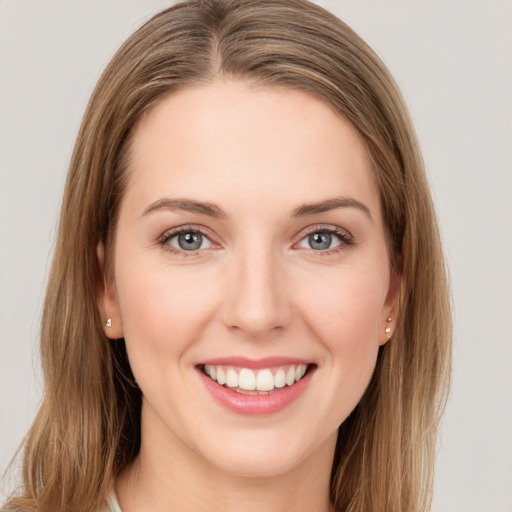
158, 224, 221, 254
292, 224, 354, 251
296, 223, 353, 241
157, 223, 353, 256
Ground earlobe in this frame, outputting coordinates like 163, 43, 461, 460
379, 268, 401, 346
96, 242, 124, 339
379, 318, 393, 347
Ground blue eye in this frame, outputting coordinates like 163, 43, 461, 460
298, 230, 344, 251
309, 232, 335, 250
167, 231, 212, 251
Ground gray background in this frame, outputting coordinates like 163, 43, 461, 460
1, 1, 511, 510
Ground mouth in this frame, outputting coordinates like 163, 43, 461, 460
199, 363, 312, 395
196, 359, 316, 415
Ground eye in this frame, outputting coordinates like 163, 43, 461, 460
165, 230, 212, 251
296, 226, 351, 252
299, 231, 341, 251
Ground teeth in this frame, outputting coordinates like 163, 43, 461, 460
295, 364, 307, 382
274, 369, 286, 388
203, 363, 310, 392
256, 369, 274, 391
285, 367, 295, 386
216, 367, 226, 385
205, 364, 216, 381
239, 368, 256, 390
226, 368, 239, 388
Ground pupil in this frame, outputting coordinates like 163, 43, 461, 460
309, 232, 331, 250
178, 232, 202, 250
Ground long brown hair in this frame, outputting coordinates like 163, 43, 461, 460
5, 1, 451, 511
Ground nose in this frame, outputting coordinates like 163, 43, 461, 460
222, 244, 292, 339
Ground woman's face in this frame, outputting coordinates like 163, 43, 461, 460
102, 80, 397, 478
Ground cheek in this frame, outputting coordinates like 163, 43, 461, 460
298, 267, 386, 343
114, 257, 219, 365
303, 274, 384, 423
295, 266, 386, 397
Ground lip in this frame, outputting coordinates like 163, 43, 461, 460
198, 356, 311, 369
196, 359, 316, 416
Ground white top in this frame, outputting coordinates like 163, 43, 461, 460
104, 490, 123, 512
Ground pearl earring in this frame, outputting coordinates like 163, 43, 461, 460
105, 318, 112, 328
385, 317, 392, 338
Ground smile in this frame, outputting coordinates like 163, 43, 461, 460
197, 358, 315, 415
202, 364, 309, 394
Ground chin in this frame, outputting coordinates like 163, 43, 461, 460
206, 447, 309, 478
190, 424, 336, 479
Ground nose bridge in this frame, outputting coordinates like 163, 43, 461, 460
223, 239, 290, 337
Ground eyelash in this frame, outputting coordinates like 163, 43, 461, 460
158, 224, 353, 257
296, 224, 353, 256
158, 225, 218, 257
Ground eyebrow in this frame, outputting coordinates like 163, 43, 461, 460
291, 197, 372, 220
142, 196, 372, 221
142, 198, 227, 219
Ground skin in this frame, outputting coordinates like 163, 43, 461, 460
99, 80, 398, 512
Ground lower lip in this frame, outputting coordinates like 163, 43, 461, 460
198, 368, 314, 416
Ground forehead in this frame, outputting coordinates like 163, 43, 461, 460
123, 80, 380, 220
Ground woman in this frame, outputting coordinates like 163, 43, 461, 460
4, 1, 451, 511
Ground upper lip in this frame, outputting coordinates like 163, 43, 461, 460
197, 356, 313, 369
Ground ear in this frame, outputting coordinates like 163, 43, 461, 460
379, 267, 401, 346
97, 242, 124, 339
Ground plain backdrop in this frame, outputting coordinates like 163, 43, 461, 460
1, 1, 511, 511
